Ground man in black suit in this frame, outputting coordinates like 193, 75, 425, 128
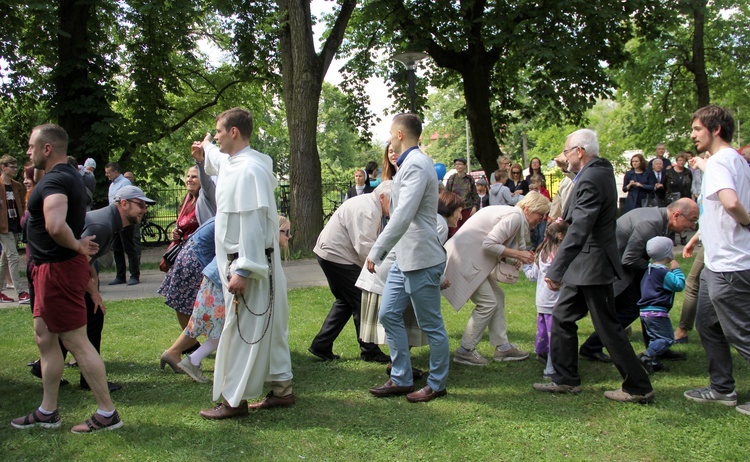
652, 158, 668, 206
533, 128, 654, 403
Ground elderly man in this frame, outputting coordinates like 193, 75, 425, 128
309, 181, 393, 363
648, 143, 672, 171
196, 107, 294, 419
578, 198, 699, 363
683, 106, 750, 417
366, 113, 449, 403
534, 128, 654, 403
12, 124, 121, 433
652, 158, 667, 206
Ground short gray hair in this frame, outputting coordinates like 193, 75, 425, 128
373, 180, 392, 199
566, 129, 599, 157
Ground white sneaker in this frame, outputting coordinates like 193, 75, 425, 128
453, 348, 489, 366
493, 345, 529, 362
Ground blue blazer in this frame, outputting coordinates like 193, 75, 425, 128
622, 169, 655, 213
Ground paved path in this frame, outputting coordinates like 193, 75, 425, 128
1, 246, 327, 309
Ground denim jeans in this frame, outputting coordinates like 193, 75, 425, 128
379, 261, 449, 391
642, 315, 675, 358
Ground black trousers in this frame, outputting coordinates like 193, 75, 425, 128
550, 283, 653, 395
579, 270, 651, 354
310, 256, 384, 357
113, 225, 140, 280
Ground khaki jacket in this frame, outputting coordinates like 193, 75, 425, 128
443, 206, 528, 310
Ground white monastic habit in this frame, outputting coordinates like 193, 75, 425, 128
203, 143, 293, 407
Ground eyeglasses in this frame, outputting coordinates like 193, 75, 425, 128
562, 146, 580, 155
126, 199, 147, 210
4, 164, 17, 169
679, 213, 699, 224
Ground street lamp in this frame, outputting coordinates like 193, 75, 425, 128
393, 51, 428, 113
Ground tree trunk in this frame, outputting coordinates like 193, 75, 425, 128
691, 0, 710, 107
54, 0, 119, 202
462, 69, 502, 175
277, 0, 355, 251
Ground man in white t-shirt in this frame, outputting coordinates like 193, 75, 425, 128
683, 105, 750, 417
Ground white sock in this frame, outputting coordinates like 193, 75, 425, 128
38, 406, 54, 415
97, 408, 115, 418
191, 337, 220, 365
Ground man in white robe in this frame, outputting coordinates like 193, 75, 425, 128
194, 107, 294, 420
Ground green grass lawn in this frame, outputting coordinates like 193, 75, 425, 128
1, 258, 748, 461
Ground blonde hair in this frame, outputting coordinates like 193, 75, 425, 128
278, 216, 291, 260
516, 191, 551, 215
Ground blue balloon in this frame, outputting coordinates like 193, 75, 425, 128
434, 163, 447, 180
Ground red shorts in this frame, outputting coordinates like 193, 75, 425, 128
32, 254, 90, 334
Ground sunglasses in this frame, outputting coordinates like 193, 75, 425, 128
281, 229, 291, 237
511, 171, 521, 174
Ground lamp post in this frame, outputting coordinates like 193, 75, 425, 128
393, 51, 428, 113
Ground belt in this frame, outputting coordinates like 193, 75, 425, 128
227, 248, 273, 262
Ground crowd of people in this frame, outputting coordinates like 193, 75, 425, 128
10, 104, 750, 434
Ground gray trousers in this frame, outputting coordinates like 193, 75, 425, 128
696, 267, 750, 394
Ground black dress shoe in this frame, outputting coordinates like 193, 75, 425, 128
580, 350, 612, 363
385, 363, 424, 381
660, 349, 687, 361
308, 347, 340, 361
108, 278, 126, 286
127, 277, 140, 286
182, 341, 201, 355
29, 360, 69, 386
361, 352, 391, 364
80, 379, 123, 392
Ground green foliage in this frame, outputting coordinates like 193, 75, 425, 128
615, 1, 750, 151
422, 86, 472, 167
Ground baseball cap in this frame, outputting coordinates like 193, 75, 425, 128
453, 157, 467, 165
113, 185, 156, 205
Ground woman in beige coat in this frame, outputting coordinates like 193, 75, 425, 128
443, 192, 551, 366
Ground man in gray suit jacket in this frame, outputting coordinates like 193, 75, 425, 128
579, 199, 698, 363
534, 129, 654, 403
366, 113, 449, 403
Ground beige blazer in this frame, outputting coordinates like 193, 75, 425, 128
442, 206, 528, 310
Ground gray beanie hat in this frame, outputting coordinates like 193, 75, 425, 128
646, 236, 673, 262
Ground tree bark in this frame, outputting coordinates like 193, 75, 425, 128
277, 0, 355, 251
690, 0, 710, 107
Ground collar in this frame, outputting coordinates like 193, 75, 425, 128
396, 146, 419, 167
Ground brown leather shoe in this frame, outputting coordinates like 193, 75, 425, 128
248, 391, 297, 410
406, 385, 447, 403
199, 400, 248, 420
369, 379, 414, 397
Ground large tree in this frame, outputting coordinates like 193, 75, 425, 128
342, 0, 653, 175
0, 1, 248, 197
616, 0, 750, 151
278, 0, 356, 249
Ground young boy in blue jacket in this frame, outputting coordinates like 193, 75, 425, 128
637, 236, 686, 373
